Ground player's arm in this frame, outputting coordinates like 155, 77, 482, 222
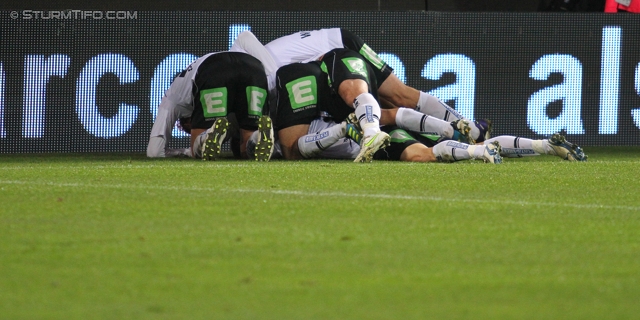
147, 96, 181, 158
230, 31, 278, 76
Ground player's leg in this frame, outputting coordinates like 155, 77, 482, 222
381, 107, 474, 143
277, 125, 308, 160
400, 143, 438, 162
310, 118, 362, 160
273, 62, 337, 160
320, 48, 390, 162
253, 115, 274, 161
278, 119, 353, 160
298, 118, 360, 159
189, 54, 236, 160
337, 29, 491, 143
193, 118, 229, 160
339, 28, 395, 101
483, 134, 587, 161
339, 81, 389, 159
339, 28, 462, 119
378, 78, 491, 143
372, 127, 437, 163
372, 126, 498, 164
432, 140, 502, 164
229, 52, 271, 160
190, 52, 270, 160
328, 61, 380, 138
288, 114, 361, 160
376, 73, 420, 109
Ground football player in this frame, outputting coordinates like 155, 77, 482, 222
147, 51, 274, 161
234, 29, 491, 143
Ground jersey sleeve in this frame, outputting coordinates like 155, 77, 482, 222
147, 96, 180, 158
231, 31, 278, 76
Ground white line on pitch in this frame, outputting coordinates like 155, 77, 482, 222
0, 163, 260, 170
1, 179, 639, 212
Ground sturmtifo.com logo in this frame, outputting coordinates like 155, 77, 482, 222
9, 10, 138, 20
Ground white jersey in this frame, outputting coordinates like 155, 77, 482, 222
147, 52, 221, 158
233, 29, 345, 93
146, 37, 276, 158
264, 28, 344, 68
265, 28, 343, 93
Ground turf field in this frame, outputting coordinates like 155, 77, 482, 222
1, 147, 639, 319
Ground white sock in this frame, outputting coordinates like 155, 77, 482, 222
192, 131, 208, 158
415, 92, 481, 140
432, 140, 483, 162
245, 130, 260, 158
415, 92, 464, 121
353, 93, 381, 137
395, 107, 454, 138
297, 123, 346, 158
484, 135, 551, 158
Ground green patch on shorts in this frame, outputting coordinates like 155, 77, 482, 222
341, 57, 369, 80
285, 76, 318, 110
246, 86, 268, 116
200, 87, 228, 118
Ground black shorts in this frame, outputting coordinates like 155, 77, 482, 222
319, 48, 378, 121
339, 29, 394, 85
373, 126, 441, 161
274, 62, 350, 130
190, 52, 269, 131
320, 48, 378, 96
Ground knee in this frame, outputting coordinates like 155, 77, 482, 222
400, 144, 436, 162
338, 79, 369, 105
379, 74, 419, 108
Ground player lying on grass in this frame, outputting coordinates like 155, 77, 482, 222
268, 61, 502, 164
146, 50, 275, 161
237, 34, 391, 162
233, 31, 388, 162
482, 134, 587, 161
259, 60, 586, 163
278, 116, 504, 164
233, 29, 492, 144
267, 47, 483, 162
269, 112, 586, 163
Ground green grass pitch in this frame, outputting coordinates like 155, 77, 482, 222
1, 147, 639, 319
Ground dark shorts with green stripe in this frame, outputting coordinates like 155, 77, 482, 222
190, 52, 269, 131
373, 126, 441, 161
319, 48, 380, 121
275, 62, 330, 130
274, 61, 353, 130
338, 29, 394, 85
